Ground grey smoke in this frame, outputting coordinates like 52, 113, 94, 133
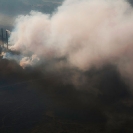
7, 0, 133, 86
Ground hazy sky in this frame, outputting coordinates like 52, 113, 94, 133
0, 0, 132, 29
0, 0, 63, 29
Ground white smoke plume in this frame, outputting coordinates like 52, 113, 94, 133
6, 29, 11, 35
8, 0, 133, 83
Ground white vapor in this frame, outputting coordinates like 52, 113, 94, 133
8, 0, 133, 83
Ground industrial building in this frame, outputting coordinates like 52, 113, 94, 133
0, 28, 8, 52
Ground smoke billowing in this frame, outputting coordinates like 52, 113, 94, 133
7, 0, 133, 86
2, 0, 133, 132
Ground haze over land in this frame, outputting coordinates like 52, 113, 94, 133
1, 0, 133, 133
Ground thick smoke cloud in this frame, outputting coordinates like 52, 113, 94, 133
8, 0, 133, 85
2, 1, 133, 132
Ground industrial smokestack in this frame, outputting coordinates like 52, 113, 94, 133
6, 30, 8, 49
1, 28, 3, 47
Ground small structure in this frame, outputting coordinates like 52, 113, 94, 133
0, 28, 9, 51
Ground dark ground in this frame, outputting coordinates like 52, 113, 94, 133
0, 58, 133, 133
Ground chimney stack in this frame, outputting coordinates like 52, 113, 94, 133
1, 28, 3, 47
6, 30, 8, 49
